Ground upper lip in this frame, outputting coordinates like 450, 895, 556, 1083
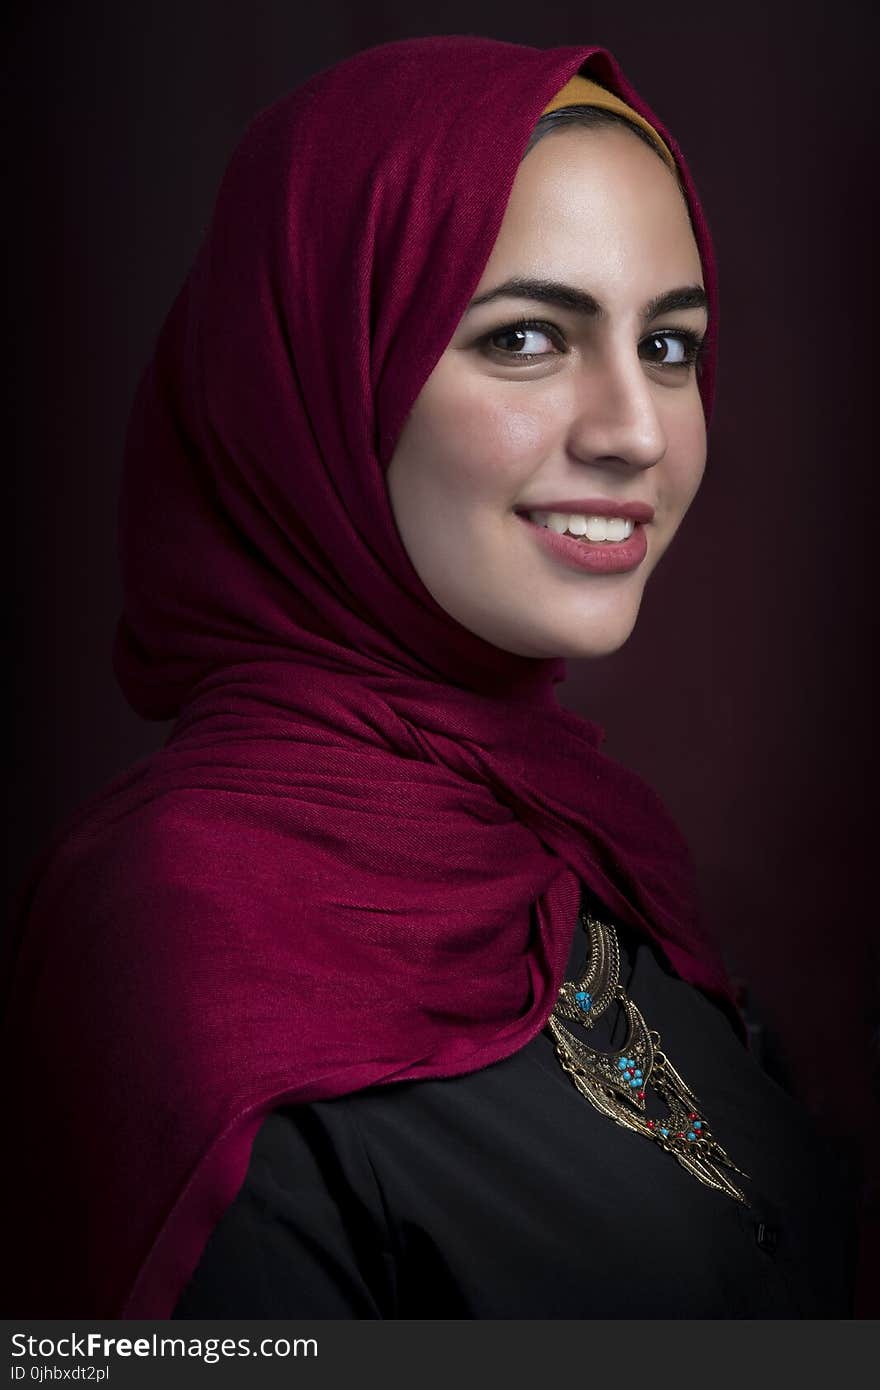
515, 498, 655, 523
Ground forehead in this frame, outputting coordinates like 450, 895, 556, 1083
476, 125, 702, 295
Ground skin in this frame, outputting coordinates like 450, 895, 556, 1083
385, 125, 710, 659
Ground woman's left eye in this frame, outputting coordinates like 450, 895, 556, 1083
639, 330, 705, 368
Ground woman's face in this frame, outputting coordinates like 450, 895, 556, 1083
385, 124, 709, 659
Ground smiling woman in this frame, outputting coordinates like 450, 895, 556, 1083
387, 114, 710, 659
4, 38, 855, 1319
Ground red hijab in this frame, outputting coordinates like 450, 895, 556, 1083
5, 35, 735, 1318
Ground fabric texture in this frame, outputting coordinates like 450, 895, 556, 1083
5, 34, 732, 1319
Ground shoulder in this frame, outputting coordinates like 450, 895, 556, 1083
172, 1104, 395, 1318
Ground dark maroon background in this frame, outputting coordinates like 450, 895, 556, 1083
8, 1, 878, 1313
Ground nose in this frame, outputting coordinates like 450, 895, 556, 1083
567, 343, 667, 472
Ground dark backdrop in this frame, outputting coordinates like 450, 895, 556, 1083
8, 0, 878, 1312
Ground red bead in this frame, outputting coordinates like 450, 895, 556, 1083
637, 1090, 645, 1099
646, 1119, 655, 1128
688, 1112, 697, 1120
675, 1132, 684, 1138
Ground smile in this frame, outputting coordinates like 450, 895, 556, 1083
526, 510, 636, 544
516, 511, 648, 576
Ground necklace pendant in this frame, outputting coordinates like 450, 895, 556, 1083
549, 908, 750, 1205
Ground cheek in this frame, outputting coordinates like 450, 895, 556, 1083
666, 403, 707, 500
410, 375, 553, 499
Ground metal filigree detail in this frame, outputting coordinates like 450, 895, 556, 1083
548, 910, 750, 1205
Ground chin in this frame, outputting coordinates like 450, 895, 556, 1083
544, 594, 645, 660
558, 629, 637, 660
497, 610, 642, 660
453, 581, 648, 660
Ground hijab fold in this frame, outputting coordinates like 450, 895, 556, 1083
5, 35, 736, 1318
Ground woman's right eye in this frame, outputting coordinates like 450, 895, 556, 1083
482, 319, 566, 362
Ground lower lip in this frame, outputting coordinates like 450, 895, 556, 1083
516, 513, 648, 575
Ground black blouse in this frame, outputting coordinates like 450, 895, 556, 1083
173, 892, 856, 1319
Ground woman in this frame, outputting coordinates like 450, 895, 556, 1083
5, 35, 854, 1318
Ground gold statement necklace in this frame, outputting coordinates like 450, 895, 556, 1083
547, 907, 750, 1204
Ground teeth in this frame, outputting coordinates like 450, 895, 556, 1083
528, 511, 636, 543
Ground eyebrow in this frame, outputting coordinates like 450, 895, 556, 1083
466, 277, 709, 322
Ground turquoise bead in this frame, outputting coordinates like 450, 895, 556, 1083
687, 1131, 696, 1141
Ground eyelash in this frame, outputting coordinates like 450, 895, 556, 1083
481, 317, 708, 371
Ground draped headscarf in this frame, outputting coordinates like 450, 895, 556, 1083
4, 35, 734, 1318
